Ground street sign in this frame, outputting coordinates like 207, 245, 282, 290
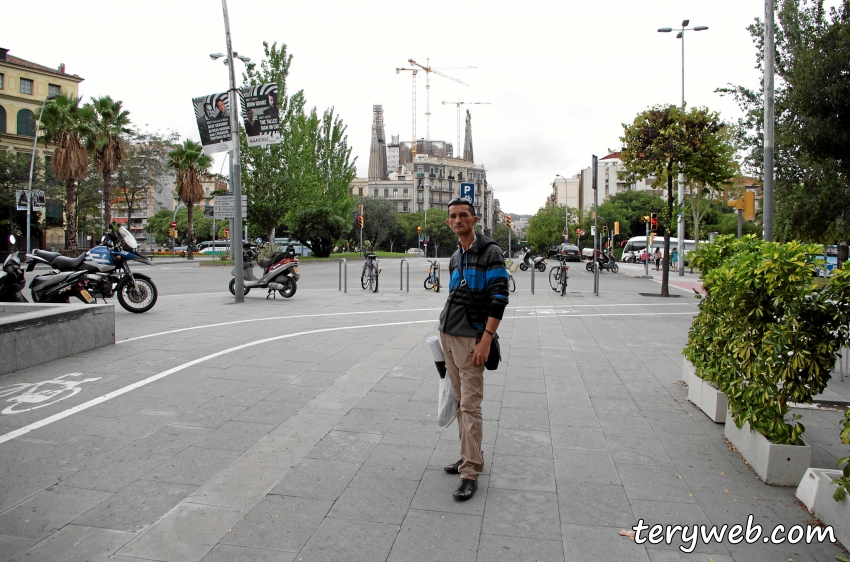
171, 221, 177, 228
460, 182, 475, 205
214, 194, 247, 218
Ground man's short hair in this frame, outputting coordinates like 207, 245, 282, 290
447, 196, 475, 216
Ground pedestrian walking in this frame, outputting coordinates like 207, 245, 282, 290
438, 196, 509, 501
654, 248, 662, 271
671, 247, 678, 272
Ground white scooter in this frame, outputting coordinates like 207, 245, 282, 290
229, 239, 300, 299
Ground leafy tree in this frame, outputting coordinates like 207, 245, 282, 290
85, 96, 131, 227
357, 197, 397, 249
526, 204, 567, 252
423, 209, 455, 257
492, 223, 515, 256
168, 140, 212, 259
603, 188, 664, 238
40, 94, 90, 250
620, 105, 737, 296
289, 206, 347, 257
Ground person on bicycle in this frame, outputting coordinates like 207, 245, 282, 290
438, 196, 509, 501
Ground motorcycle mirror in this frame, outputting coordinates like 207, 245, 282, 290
257, 238, 262, 244
8, 235, 16, 244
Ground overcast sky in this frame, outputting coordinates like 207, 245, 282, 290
3, 0, 785, 214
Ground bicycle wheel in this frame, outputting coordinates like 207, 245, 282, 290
371, 269, 379, 293
361, 266, 368, 289
508, 274, 516, 293
424, 273, 435, 290
560, 268, 568, 296
549, 267, 560, 291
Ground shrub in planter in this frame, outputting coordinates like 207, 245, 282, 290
685, 237, 850, 446
835, 408, 850, 501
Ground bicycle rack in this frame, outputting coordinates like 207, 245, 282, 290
435, 260, 440, 288
400, 259, 409, 292
530, 262, 535, 294
338, 258, 347, 293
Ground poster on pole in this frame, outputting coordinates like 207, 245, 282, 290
15, 190, 28, 211
31, 190, 45, 211
192, 92, 233, 155
239, 84, 281, 147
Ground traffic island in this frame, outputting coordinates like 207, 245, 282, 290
0, 303, 114, 375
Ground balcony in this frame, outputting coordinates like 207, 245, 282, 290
416, 172, 424, 178
429, 173, 436, 178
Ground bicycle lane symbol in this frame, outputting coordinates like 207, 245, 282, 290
0, 373, 102, 415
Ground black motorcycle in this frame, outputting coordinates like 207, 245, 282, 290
0, 236, 28, 303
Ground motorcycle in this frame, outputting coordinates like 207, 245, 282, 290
519, 249, 547, 272
29, 224, 157, 313
589, 252, 619, 273
0, 236, 28, 303
230, 240, 300, 299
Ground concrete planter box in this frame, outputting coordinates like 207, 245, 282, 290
813, 472, 850, 548
796, 468, 841, 513
683, 358, 702, 403
698, 380, 728, 423
0, 303, 114, 375
724, 409, 811, 486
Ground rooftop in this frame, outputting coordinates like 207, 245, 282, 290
0, 48, 84, 82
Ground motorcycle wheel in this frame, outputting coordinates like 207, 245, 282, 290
585, 262, 593, 272
228, 278, 251, 296
277, 277, 297, 298
612, 264, 619, 274
519, 263, 528, 271
117, 277, 158, 313
536, 262, 546, 272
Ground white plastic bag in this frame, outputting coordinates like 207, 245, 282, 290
438, 376, 457, 428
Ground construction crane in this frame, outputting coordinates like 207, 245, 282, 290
395, 67, 418, 156
442, 101, 492, 155
407, 59, 474, 140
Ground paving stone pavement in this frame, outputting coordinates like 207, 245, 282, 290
0, 260, 847, 561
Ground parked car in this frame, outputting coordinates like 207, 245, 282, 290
406, 248, 424, 256
555, 243, 581, 262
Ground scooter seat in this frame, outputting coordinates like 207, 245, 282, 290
53, 254, 86, 270
258, 258, 272, 268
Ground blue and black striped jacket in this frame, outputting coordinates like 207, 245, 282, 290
438, 233, 509, 338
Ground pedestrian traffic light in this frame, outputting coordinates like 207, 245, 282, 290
650, 212, 658, 233
506, 215, 511, 228
614, 221, 620, 235
358, 215, 364, 229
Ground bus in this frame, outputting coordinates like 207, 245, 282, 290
621, 236, 699, 262
197, 240, 231, 254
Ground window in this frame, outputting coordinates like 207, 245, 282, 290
374, 189, 378, 197
0, 73, 4, 89
19, 78, 33, 95
417, 165, 424, 172
393, 189, 398, 198
48, 84, 61, 97
418, 203, 423, 212
0, 105, 5, 134
403, 202, 408, 212
438, 193, 443, 202
458, 172, 463, 181
384, 189, 389, 197
16, 109, 35, 136
403, 188, 408, 197
358, 188, 363, 196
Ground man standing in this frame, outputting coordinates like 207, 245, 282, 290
438, 196, 509, 501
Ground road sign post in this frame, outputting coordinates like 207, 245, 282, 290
460, 182, 475, 205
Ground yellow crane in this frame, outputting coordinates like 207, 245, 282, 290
407, 58, 474, 140
441, 101, 492, 156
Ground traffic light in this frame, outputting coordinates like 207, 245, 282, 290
650, 212, 658, 233
602, 225, 607, 236
358, 215, 364, 229
417, 225, 421, 234
506, 215, 511, 228
575, 228, 581, 236
743, 191, 755, 221
640, 215, 650, 223
614, 221, 620, 235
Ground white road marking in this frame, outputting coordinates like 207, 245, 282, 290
0, 319, 437, 445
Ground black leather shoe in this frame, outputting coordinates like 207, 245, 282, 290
444, 459, 462, 474
453, 478, 477, 501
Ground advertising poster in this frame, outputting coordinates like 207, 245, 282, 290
31, 190, 45, 211
15, 190, 28, 211
239, 84, 282, 148
192, 92, 233, 155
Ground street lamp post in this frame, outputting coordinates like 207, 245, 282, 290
26, 93, 59, 255
658, 20, 708, 276
555, 173, 569, 242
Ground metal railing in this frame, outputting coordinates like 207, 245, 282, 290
338, 258, 347, 293
400, 259, 409, 292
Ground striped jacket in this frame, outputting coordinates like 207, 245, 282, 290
438, 233, 509, 338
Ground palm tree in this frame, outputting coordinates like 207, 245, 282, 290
40, 94, 90, 251
85, 95, 131, 227
168, 140, 211, 260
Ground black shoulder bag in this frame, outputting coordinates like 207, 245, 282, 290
455, 258, 501, 371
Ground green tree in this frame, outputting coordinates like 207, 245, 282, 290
40, 94, 91, 250
289, 206, 347, 257
492, 223, 514, 256
526, 204, 567, 252
168, 140, 212, 259
85, 95, 131, 227
602, 189, 664, 238
620, 105, 737, 296
357, 197, 397, 249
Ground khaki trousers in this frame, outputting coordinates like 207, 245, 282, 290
439, 331, 484, 480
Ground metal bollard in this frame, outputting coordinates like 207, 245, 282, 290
339, 258, 347, 293
531, 263, 535, 294
400, 259, 410, 292
435, 260, 440, 289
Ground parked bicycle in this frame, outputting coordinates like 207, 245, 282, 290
361, 252, 380, 293
424, 259, 441, 292
504, 255, 517, 293
550, 255, 570, 296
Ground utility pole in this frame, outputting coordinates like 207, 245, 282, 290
763, 0, 775, 241
221, 0, 244, 301
592, 155, 599, 296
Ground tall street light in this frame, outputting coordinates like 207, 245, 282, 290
26, 93, 60, 255
658, 20, 708, 277
555, 173, 569, 242
210, 0, 251, 301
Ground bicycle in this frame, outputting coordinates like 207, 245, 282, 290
360, 252, 380, 293
504, 257, 516, 293
549, 255, 570, 295
424, 259, 441, 292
